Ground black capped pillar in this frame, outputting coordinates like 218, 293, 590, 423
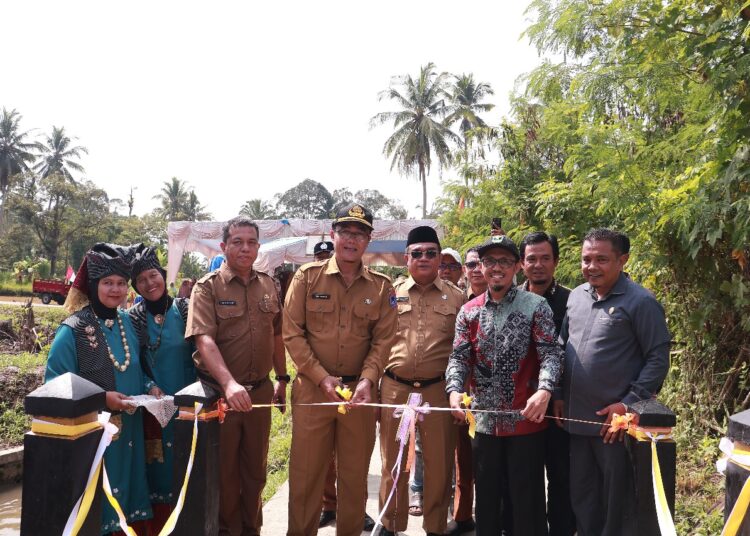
21, 372, 106, 536
625, 398, 677, 536
725, 409, 750, 535
171, 381, 221, 536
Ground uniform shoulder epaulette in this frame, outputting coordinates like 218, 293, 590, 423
196, 270, 219, 285
367, 268, 392, 283
298, 260, 326, 273
443, 280, 463, 293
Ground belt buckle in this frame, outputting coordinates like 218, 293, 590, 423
413, 381, 421, 388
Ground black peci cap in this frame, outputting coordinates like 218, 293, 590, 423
476, 235, 520, 261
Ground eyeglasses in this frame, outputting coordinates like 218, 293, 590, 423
465, 261, 481, 270
335, 229, 370, 243
409, 249, 438, 259
480, 257, 517, 269
439, 263, 461, 271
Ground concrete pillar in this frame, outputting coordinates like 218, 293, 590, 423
625, 398, 676, 536
725, 409, 750, 535
21, 372, 106, 536
171, 381, 221, 536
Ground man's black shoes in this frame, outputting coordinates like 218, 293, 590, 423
364, 513, 376, 531
318, 510, 336, 528
447, 518, 476, 535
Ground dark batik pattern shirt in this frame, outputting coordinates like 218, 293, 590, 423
446, 287, 563, 436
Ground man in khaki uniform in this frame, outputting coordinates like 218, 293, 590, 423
378, 226, 464, 536
186, 216, 288, 536
284, 203, 397, 536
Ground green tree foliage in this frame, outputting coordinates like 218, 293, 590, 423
34, 126, 87, 182
330, 187, 407, 219
240, 198, 277, 220
371, 62, 460, 218
274, 179, 334, 219
445, 73, 495, 152
153, 177, 189, 221
441, 0, 750, 434
9, 173, 110, 275
0, 108, 41, 223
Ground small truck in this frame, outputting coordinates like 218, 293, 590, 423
32, 278, 71, 305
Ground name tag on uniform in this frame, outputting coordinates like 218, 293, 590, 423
396, 296, 409, 303
218, 300, 236, 306
312, 293, 330, 300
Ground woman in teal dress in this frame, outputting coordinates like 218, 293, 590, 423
45, 243, 156, 535
127, 244, 196, 533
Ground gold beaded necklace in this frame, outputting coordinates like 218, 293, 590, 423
104, 314, 131, 372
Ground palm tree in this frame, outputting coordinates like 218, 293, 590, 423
35, 126, 88, 181
153, 177, 189, 220
370, 63, 460, 218
240, 198, 276, 219
184, 190, 211, 221
444, 73, 495, 151
0, 108, 40, 223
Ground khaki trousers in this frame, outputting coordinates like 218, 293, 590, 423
322, 456, 337, 512
287, 377, 377, 536
219, 379, 272, 536
378, 376, 456, 534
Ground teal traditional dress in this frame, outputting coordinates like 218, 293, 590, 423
45, 307, 153, 534
129, 298, 196, 505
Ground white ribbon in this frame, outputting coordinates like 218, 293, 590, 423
62, 412, 118, 536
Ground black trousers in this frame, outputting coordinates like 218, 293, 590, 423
569, 434, 636, 536
545, 423, 576, 535
472, 431, 547, 536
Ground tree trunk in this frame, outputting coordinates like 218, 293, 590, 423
420, 164, 427, 219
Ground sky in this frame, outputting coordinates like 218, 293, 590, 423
3, 1, 544, 221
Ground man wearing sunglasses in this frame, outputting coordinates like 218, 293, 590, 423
446, 234, 563, 536
377, 225, 464, 536
283, 203, 397, 536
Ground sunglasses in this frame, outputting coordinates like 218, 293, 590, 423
409, 249, 439, 259
465, 261, 481, 270
439, 263, 462, 270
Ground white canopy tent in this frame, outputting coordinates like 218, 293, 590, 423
167, 219, 443, 283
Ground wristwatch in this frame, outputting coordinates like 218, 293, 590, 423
275, 374, 291, 383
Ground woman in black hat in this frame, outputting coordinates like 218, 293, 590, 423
45, 243, 154, 535
128, 244, 196, 532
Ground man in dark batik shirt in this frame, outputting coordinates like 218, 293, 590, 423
446, 235, 563, 536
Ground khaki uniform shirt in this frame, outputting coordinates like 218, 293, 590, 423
283, 257, 397, 386
185, 262, 281, 384
387, 276, 465, 379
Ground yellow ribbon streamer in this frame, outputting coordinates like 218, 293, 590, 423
335, 385, 353, 414
158, 401, 202, 535
31, 419, 102, 437
461, 393, 476, 438
719, 440, 750, 536
70, 460, 102, 535
102, 465, 138, 536
650, 440, 677, 536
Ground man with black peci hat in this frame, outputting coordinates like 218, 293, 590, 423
446, 234, 564, 536
314, 240, 334, 261
284, 203, 397, 536
377, 225, 464, 536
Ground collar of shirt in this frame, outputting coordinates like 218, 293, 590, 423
484, 286, 518, 308
521, 278, 558, 298
324, 255, 374, 282
584, 271, 628, 301
401, 275, 444, 293
218, 262, 258, 285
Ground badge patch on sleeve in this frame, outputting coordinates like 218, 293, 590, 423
389, 288, 397, 308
